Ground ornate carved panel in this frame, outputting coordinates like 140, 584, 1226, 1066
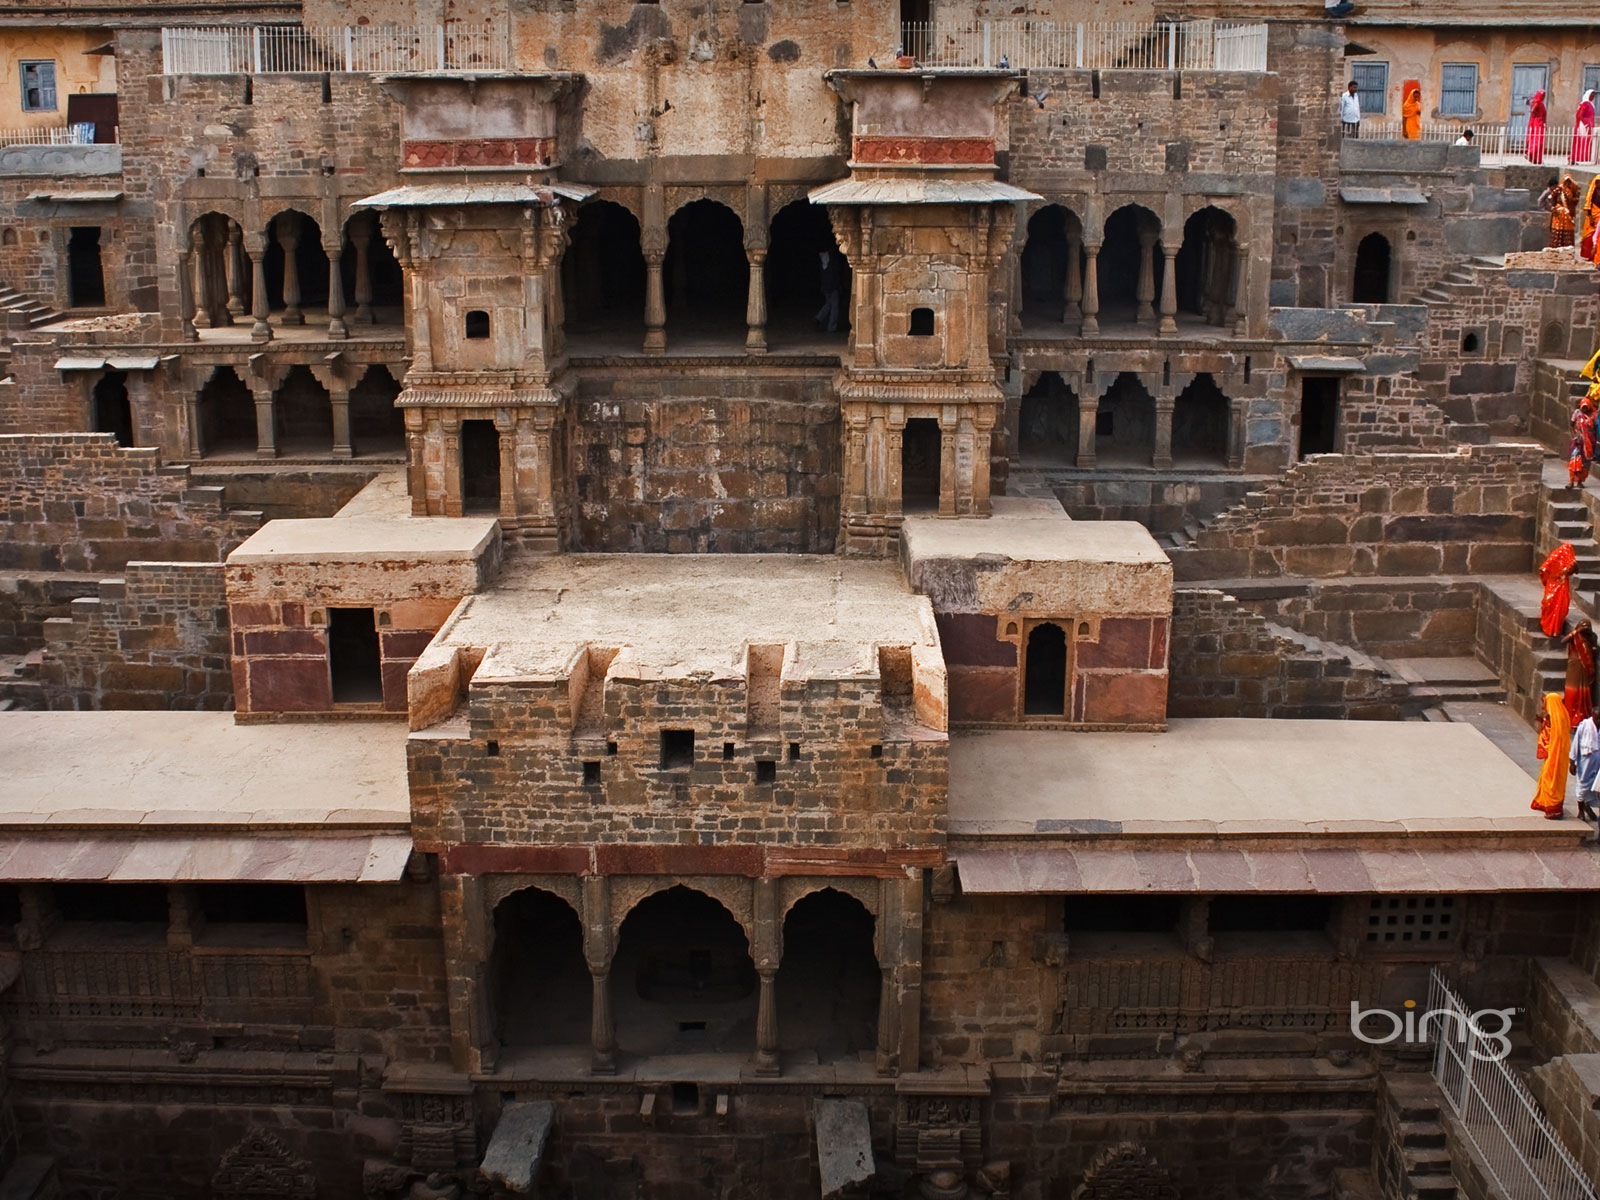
1071, 1142, 1177, 1200
211, 1129, 316, 1200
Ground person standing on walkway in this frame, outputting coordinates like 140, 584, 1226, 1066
1540, 542, 1579, 636
1570, 707, 1600, 822
1534, 692, 1573, 819
1340, 81, 1362, 137
814, 250, 842, 334
1574, 90, 1596, 165
1401, 82, 1423, 140
1527, 89, 1548, 163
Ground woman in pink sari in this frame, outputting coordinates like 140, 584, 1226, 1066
1527, 89, 1548, 163
1575, 90, 1596, 165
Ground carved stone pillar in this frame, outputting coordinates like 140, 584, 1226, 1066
643, 249, 667, 353
1227, 396, 1247, 469
350, 217, 376, 324
247, 235, 272, 342
276, 212, 304, 326
330, 385, 352, 459
938, 424, 957, 517
745, 249, 767, 353
204, 223, 231, 327
1153, 391, 1175, 469
190, 225, 214, 329
177, 245, 198, 343
251, 385, 277, 459
755, 968, 780, 1075
1158, 246, 1179, 336
1231, 240, 1248, 337
1076, 393, 1098, 468
753, 876, 781, 1076
1063, 228, 1083, 321
326, 245, 348, 339
584, 876, 617, 1076
227, 223, 246, 316
1136, 228, 1157, 323
1080, 242, 1101, 336
875, 966, 898, 1074
497, 416, 516, 518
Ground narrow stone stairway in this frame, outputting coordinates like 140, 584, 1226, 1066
1378, 1074, 1460, 1200
0, 283, 62, 328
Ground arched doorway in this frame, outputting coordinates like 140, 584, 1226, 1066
562, 199, 645, 343
612, 886, 756, 1056
340, 212, 404, 325
186, 212, 245, 328
1021, 204, 1081, 324
264, 210, 329, 322
1352, 232, 1391, 303
489, 888, 590, 1049
1173, 373, 1230, 465
349, 364, 404, 456
1024, 622, 1068, 716
1096, 372, 1157, 465
67, 226, 105, 307
766, 199, 848, 345
1099, 204, 1164, 325
1017, 372, 1080, 462
1175, 206, 1237, 325
196, 365, 256, 457
273, 365, 332, 455
777, 889, 879, 1060
92, 371, 132, 447
664, 199, 747, 340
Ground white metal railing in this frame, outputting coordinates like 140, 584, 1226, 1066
1351, 120, 1599, 165
161, 23, 511, 75
1427, 968, 1598, 1200
0, 123, 107, 148
899, 20, 1268, 73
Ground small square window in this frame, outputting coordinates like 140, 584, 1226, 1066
464, 310, 490, 339
722, 742, 735, 760
20, 61, 57, 113
660, 729, 694, 770
1349, 62, 1389, 116
908, 307, 935, 336
755, 759, 777, 784
583, 760, 601, 784
1439, 63, 1478, 118
787, 742, 800, 761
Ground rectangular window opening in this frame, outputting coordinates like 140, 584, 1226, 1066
329, 607, 383, 704
1439, 63, 1479, 118
1350, 62, 1389, 115
1208, 894, 1332, 934
661, 729, 695, 770
583, 760, 601, 785
722, 742, 735, 760
56, 883, 167, 925
755, 759, 777, 784
21, 61, 57, 113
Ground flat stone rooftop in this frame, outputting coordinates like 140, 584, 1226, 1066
949, 719, 1552, 837
227, 515, 499, 564
435, 554, 938, 681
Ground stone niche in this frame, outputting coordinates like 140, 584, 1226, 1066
902, 497, 1173, 729
224, 516, 501, 717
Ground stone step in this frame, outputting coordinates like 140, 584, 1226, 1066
1404, 1174, 1458, 1200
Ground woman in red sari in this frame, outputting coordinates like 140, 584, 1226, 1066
1534, 692, 1573, 818
1575, 90, 1596, 165
1527, 90, 1548, 164
1564, 619, 1598, 722
1541, 542, 1578, 636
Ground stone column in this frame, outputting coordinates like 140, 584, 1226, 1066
1080, 242, 1101, 336
1158, 245, 1179, 336
251, 384, 277, 459
177, 244, 198, 343
497, 416, 516, 518
276, 213, 304, 326
1153, 390, 1175, 468
227, 223, 247, 317
1230, 240, 1248, 337
325, 244, 349, 339
204, 224, 231, 327
745, 249, 767, 353
246, 234, 272, 343
1136, 227, 1157, 323
190, 225, 214, 329
583, 876, 617, 1076
184, 387, 202, 458
1063, 228, 1082, 322
875, 965, 899, 1074
350, 217, 376, 324
330, 384, 352, 460
442, 422, 463, 518
886, 424, 904, 518
1076, 393, 1099, 468
643, 250, 667, 353
938, 423, 957, 517
1227, 396, 1247, 469
753, 876, 781, 1076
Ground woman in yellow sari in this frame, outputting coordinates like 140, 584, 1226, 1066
1534, 692, 1573, 818
1401, 83, 1423, 140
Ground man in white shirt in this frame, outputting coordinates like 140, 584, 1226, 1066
1570, 710, 1600, 823
1340, 81, 1362, 137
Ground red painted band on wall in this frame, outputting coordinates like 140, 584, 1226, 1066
403, 137, 556, 169
851, 136, 996, 165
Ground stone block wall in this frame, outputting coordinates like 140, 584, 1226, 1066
1169, 588, 1407, 719
39, 563, 233, 710
1267, 22, 1345, 308
410, 675, 948, 854
0, 573, 100, 656
568, 367, 840, 554
0, 434, 262, 572
1168, 443, 1542, 582
1472, 579, 1548, 724
1226, 578, 1481, 660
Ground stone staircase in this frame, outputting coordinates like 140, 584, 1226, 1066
0, 283, 62, 330
1543, 487, 1600, 616
0, 648, 45, 710
1377, 1073, 1460, 1200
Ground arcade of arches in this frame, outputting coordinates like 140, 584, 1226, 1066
1017, 370, 1236, 468
190, 362, 403, 460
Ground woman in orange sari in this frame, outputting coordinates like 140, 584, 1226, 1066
1534, 692, 1573, 818
1582, 176, 1600, 259
1401, 83, 1423, 140
1540, 542, 1578, 635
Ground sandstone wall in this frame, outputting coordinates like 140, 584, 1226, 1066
1225, 578, 1481, 660
569, 369, 840, 554
0, 434, 262, 572
39, 563, 233, 710
0, 573, 98, 656
1168, 588, 1407, 719
1168, 443, 1542, 581
1267, 22, 1345, 308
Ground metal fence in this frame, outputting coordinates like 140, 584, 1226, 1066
1428, 968, 1598, 1200
1353, 119, 1600, 164
0, 123, 106, 148
900, 20, 1268, 73
161, 24, 512, 75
